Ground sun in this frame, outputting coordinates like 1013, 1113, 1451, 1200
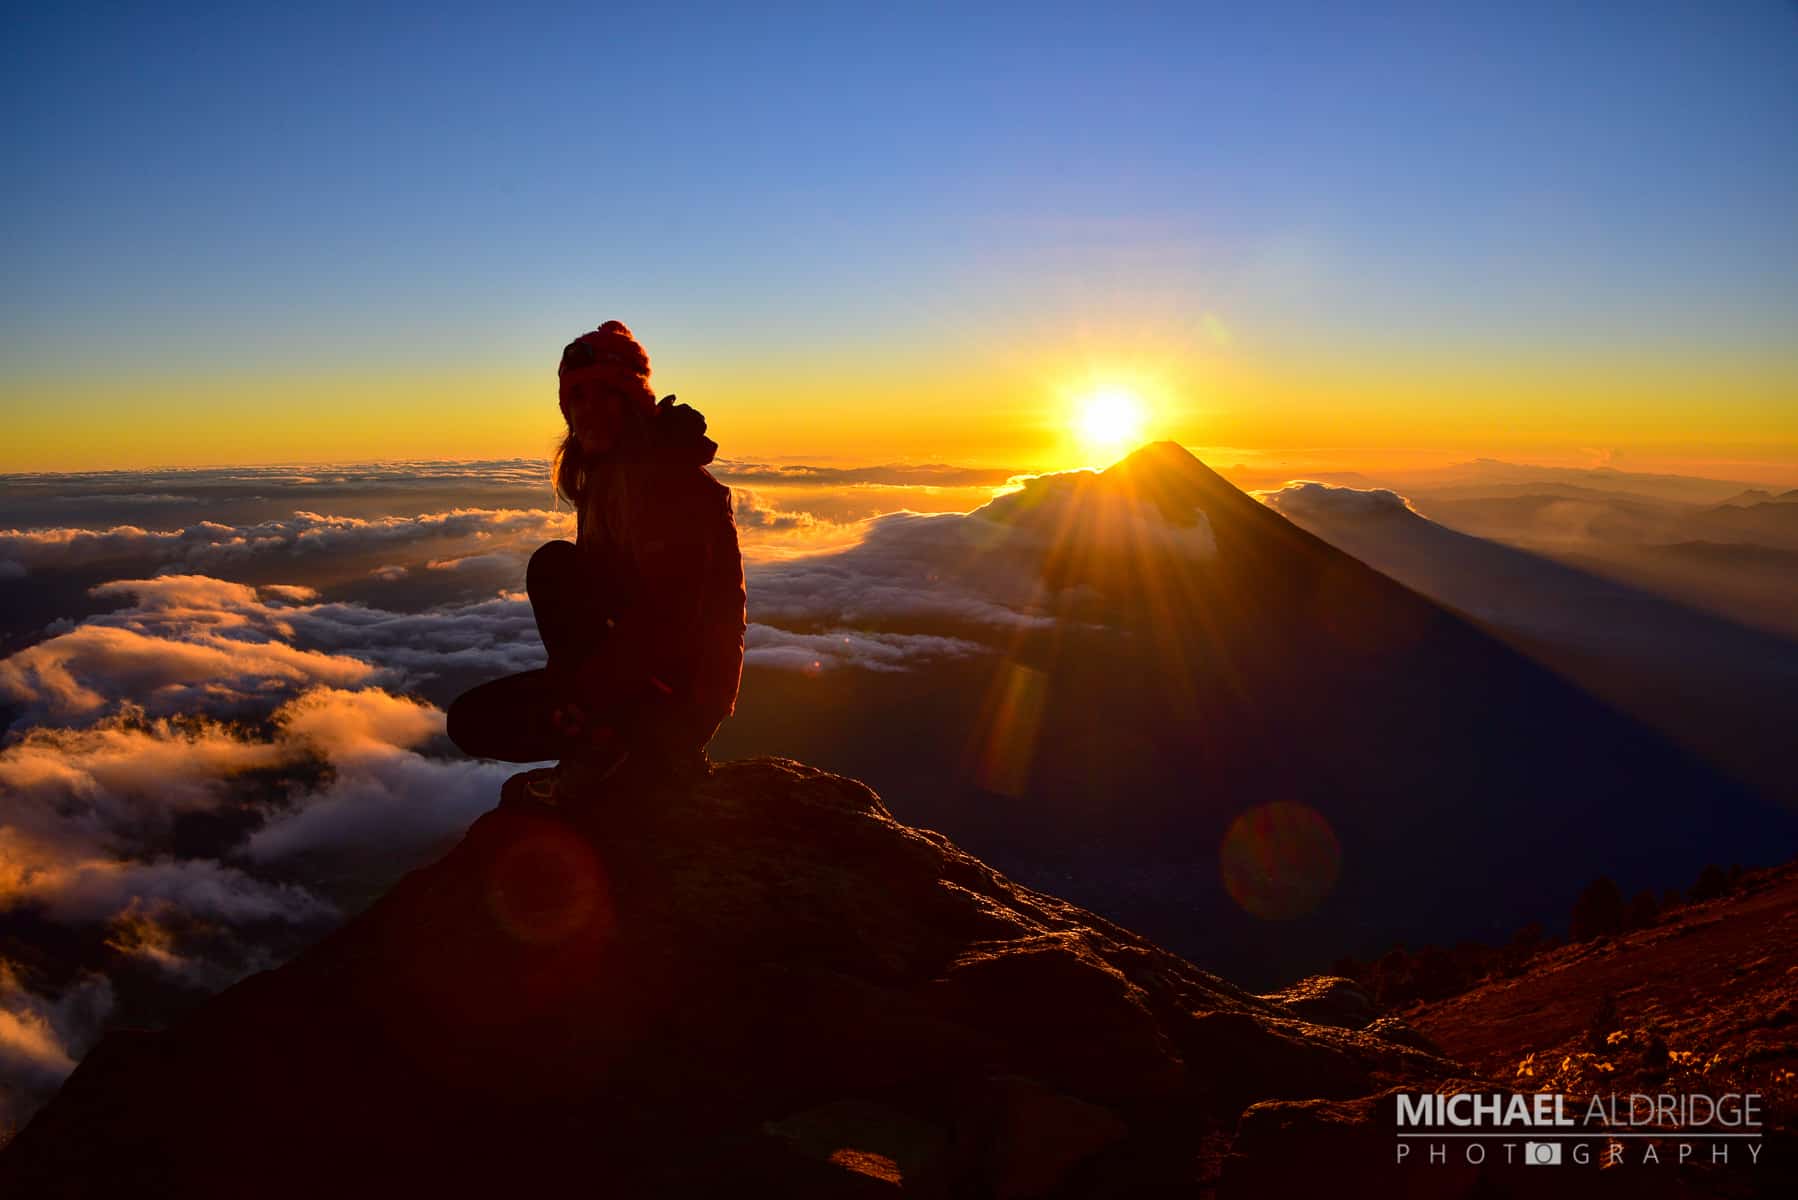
1074, 388, 1146, 452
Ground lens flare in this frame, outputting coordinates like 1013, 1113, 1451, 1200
967, 658, 1050, 796
484, 821, 611, 946
1219, 801, 1342, 920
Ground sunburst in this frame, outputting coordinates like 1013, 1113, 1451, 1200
1075, 388, 1146, 452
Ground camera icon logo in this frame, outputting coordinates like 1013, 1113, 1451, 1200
1524, 1141, 1563, 1165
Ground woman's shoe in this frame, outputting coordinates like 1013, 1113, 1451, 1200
550, 743, 632, 806
663, 747, 712, 787
500, 767, 562, 811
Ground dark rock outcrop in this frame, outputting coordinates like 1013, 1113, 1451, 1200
3, 757, 1465, 1196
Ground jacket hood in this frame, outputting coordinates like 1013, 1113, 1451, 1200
646, 396, 718, 467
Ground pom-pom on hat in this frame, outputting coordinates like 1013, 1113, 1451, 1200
558, 320, 656, 424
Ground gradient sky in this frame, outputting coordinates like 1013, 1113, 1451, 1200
4, 1, 1795, 476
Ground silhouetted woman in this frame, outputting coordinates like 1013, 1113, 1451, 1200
446, 321, 746, 795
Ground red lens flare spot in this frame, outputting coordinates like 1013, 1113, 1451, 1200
484, 824, 612, 946
1219, 801, 1342, 920
969, 658, 1049, 797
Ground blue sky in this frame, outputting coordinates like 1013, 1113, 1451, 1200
3, 1, 1794, 468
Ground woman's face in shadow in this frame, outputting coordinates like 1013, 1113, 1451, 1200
566, 390, 624, 455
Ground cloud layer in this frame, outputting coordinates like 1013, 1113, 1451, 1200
0, 506, 572, 582
0, 573, 533, 1131
1256, 480, 1418, 520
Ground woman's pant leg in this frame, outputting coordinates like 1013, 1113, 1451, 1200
445, 668, 567, 763
445, 541, 623, 764
527, 540, 605, 688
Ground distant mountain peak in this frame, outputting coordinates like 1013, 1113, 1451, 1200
1713, 488, 1783, 509
1104, 439, 1208, 478
1091, 440, 1290, 526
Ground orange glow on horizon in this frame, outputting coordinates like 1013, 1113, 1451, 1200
1, 339, 1795, 485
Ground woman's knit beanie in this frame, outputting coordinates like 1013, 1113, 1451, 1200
558, 321, 656, 424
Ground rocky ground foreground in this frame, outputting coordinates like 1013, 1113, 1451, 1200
2, 756, 1787, 1197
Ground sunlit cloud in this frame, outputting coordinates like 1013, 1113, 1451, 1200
51, 493, 197, 506
743, 624, 988, 673
4, 574, 548, 721
732, 487, 824, 532
244, 726, 520, 863
423, 551, 530, 574
0, 711, 298, 852
730, 487, 867, 562
0, 961, 112, 1130
0, 596, 384, 724
1, 851, 334, 929
0, 459, 554, 494
711, 460, 1020, 488
748, 510, 1067, 632
0, 507, 571, 577
1255, 480, 1417, 519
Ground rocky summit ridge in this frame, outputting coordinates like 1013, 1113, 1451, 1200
2, 757, 1672, 1197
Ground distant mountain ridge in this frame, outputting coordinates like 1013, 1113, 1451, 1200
1261, 475, 1798, 810
1713, 488, 1798, 509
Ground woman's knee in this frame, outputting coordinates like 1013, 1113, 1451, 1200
444, 689, 481, 756
446, 679, 511, 757
526, 539, 580, 596
446, 671, 564, 763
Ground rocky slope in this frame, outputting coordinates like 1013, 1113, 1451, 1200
1402, 860, 1798, 1195
0, 757, 1719, 1197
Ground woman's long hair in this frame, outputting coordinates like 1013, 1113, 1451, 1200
552, 410, 655, 568
552, 320, 660, 567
